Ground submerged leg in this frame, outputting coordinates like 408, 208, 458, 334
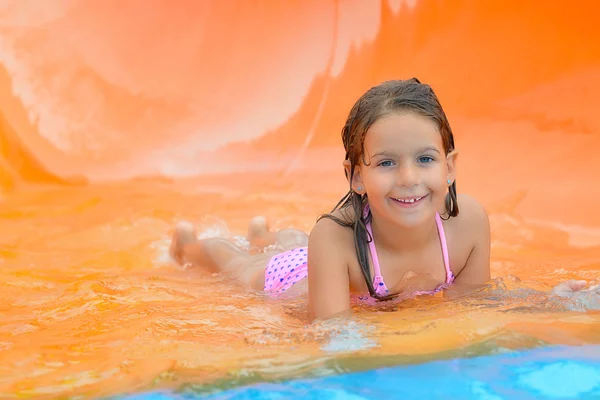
247, 216, 278, 252
170, 221, 248, 272
275, 227, 309, 250
170, 221, 268, 290
247, 216, 309, 252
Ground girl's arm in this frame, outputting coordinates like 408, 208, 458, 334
307, 218, 351, 322
448, 196, 491, 294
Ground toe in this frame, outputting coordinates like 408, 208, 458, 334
170, 221, 197, 264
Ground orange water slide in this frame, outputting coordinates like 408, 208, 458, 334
1, 0, 599, 229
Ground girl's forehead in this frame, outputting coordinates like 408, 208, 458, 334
364, 113, 443, 151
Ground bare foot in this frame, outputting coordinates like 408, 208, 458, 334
169, 221, 198, 266
247, 216, 277, 253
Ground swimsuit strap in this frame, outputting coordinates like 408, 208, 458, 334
435, 211, 455, 283
365, 218, 383, 277
363, 204, 388, 295
365, 218, 388, 296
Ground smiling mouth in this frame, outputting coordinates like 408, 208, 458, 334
391, 194, 429, 205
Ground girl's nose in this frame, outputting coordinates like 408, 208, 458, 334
397, 163, 419, 187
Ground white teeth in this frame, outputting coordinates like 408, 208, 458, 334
395, 195, 423, 203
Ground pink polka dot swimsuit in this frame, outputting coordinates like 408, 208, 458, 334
263, 205, 455, 299
263, 247, 308, 295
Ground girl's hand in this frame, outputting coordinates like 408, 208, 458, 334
551, 280, 600, 296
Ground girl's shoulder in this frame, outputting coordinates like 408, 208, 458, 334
444, 194, 491, 281
444, 194, 490, 275
310, 206, 356, 241
308, 206, 359, 261
449, 194, 489, 231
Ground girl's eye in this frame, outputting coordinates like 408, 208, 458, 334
418, 156, 434, 163
378, 160, 394, 167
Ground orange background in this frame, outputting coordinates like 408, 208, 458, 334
1, 1, 599, 398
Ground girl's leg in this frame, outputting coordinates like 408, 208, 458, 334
170, 217, 309, 291
170, 222, 247, 272
276, 228, 309, 250
170, 221, 268, 290
247, 216, 278, 253
247, 216, 309, 252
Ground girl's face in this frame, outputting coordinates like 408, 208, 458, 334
353, 111, 456, 228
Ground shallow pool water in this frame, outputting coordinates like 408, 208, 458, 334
1, 182, 598, 398
122, 345, 600, 399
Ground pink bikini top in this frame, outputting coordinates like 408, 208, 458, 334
362, 205, 455, 300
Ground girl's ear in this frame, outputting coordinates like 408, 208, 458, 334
343, 160, 365, 194
445, 149, 459, 185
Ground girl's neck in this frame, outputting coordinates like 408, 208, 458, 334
369, 211, 438, 253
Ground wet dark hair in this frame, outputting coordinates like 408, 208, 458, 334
320, 78, 458, 301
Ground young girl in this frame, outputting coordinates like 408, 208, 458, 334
169, 78, 597, 321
